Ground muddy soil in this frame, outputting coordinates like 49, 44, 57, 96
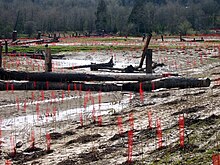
0, 36, 220, 164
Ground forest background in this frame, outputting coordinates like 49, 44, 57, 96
0, 0, 219, 38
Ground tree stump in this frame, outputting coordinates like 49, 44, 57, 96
45, 48, 52, 72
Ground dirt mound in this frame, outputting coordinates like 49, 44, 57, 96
5, 147, 53, 164
56, 159, 77, 165
79, 150, 102, 163
50, 131, 76, 140
172, 105, 206, 116
66, 134, 102, 145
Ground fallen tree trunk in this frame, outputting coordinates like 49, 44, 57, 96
93, 62, 165, 73
0, 77, 210, 92
62, 57, 114, 70
180, 35, 204, 42
0, 68, 172, 82
0, 81, 121, 92
91, 65, 136, 73
5, 52, 64, 60
12, 39, 44, 45
122, 77, 211, 92
139, 34, 152, 68
11, 38, 59, 46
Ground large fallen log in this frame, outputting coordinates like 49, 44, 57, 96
0, 77, 210, 92
180, 34, 204, 42
93, 65, 135, 73
61, 57, 114, 70
0, 68, 173, 82
5, 52, 64, 60
11, 39, 44, 45
94, 62, 165, 73
122, 77, 211, 91
0, 81, 121, 92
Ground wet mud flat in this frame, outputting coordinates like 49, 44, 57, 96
0, 38, 220, 164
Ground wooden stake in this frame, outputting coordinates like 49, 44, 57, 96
45, 48, 52, 72
146, 49, 152, 73
37, 31, 41, 39
12, 30, 17, 42
53, 33, 57, 40
161, 35, 164, 42
5, 41, 8, 55
0, 43, 2, 68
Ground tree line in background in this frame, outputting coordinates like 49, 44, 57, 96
0, 0, 219, 38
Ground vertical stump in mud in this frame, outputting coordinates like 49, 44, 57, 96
146, 49, 152, 73
53, 33, 58, 41
45, 48, 52, 72
12, 30, 17, 42
161, 35, 164, 42
0, 43, 2, 68
37, 31, 41, 39
180, 33, 185, 42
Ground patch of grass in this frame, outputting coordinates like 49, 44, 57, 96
2, 45, 45, 54
153, 149, 213, 165
85, 37, 133, 42
2, 37, 218, 54
182, 153, 212, 165
206, 148, 216, 155
61, 36, 137, 42
5, 45, 143, 54
206, 40, 220, 43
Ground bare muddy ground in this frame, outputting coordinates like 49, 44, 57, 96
0, 37, 220, 164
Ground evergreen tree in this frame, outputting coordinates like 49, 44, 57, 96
95, 0, 108, 33
128, 0, 147, 34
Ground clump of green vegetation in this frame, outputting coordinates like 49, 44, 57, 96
5, 45, 143, 54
